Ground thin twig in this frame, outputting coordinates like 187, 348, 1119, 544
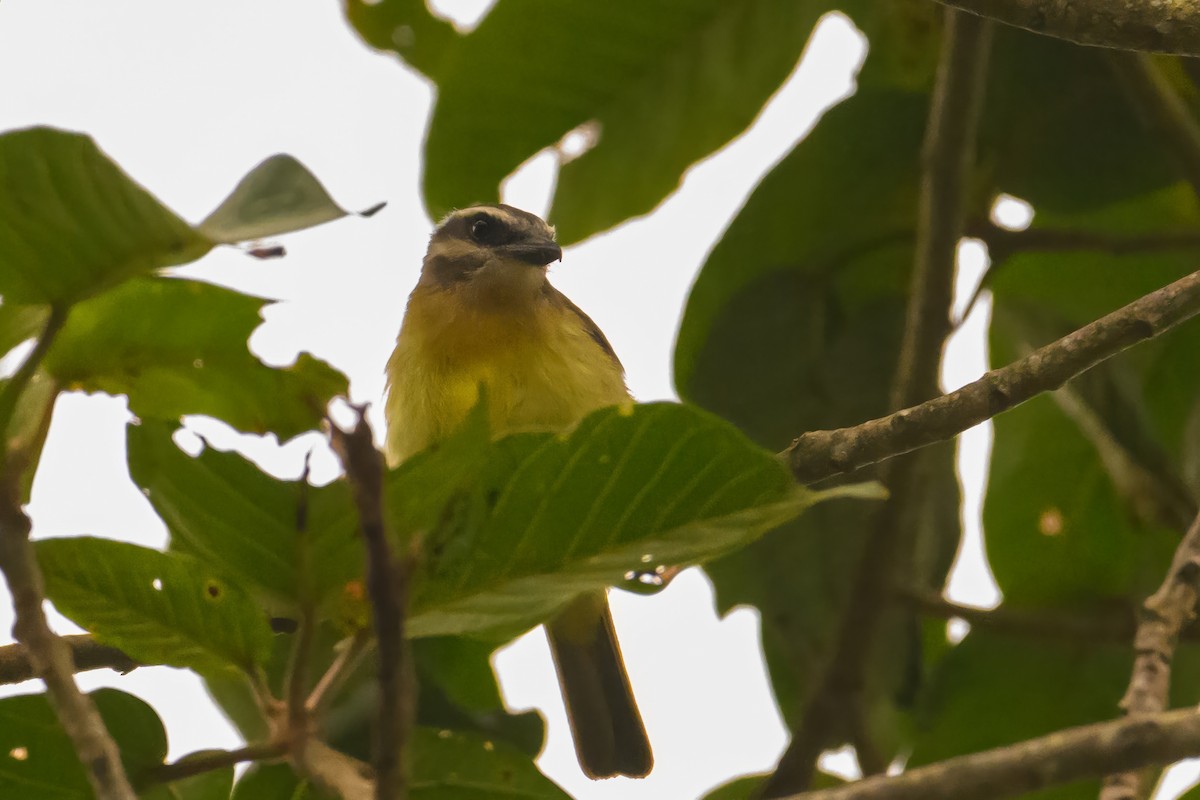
0, 634, 137, 685
785, 268, 1200, 484
904, 591, 1140, 642
761, 11, 992, 796
0, 305, 136, 800
329, 407, 412, 800
308, 629, 373, 716
285, 453, 316, 743
933, 0, 1200, 55
785, 706, 1200, 800
145, 741, 288, 786
1100, 510, 1200, 800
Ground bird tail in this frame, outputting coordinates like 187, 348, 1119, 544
545, 591, 653, 779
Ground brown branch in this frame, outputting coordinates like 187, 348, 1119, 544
904, 591, 1142, 641
329, 407, 412, 800
285, 453, 316, 744
785, 267, 1200, 484
785, 706, 1200, 800
934, 0, 1200, 55
970, 224, 1200, 263
1100, 510, 1200, 799
0, 634, 137, 685
146, 741, 288, 786
0, 306, 136, 800
761, 12, 993, 796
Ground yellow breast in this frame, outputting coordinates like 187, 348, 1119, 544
384, 285, 628, 464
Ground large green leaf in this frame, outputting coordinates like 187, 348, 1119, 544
675, 85, 958, 755
0, 689, 166, 799
0, 127, 370, 306
347, 0, 872, 243
985, 185, 1200, 608
36, 537, 275, 676
674, 88, 927, 407
233, 728, 568, 800
398, 402, 877, 639
980, 28, 1180, 215
909, 628, 1200, 799
44, 277, 347, 440
141, 757, 234, 800
126, 419, 362, 613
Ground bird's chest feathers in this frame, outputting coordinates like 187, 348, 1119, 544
388, 291, 626, 460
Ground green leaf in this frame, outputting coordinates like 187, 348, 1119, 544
0, 688, 166, 800
354, 0, 858, 243
409, 727, 568, 799
126, 420, 362, 613
232, 763, 334, 800
234, 728, 568, 800
980, 28, 1180, 215
0, 128, 369, 306
399, 401, 880, 639
198, 154, 383, 244
985, 187, 1200, 608
0, 127, 208, 305
44, 277, 347, 440
673, 88, 927, 410
910, 630, 1134, 800
36, 537, 274, 676
411, 637, 545, 757
141, 755, 234, 800
0, 303, 48, 359
676, 85, 957, 751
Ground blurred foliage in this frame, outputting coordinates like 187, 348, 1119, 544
2, 1, 1200, 799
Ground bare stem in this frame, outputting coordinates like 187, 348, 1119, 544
0, 634, 137, 685
329, 407, 413, 800
933, 0, 1200, 55
1100, 510, 1200, 799
787, 706, 1200, 800
785, 268, 1200, 483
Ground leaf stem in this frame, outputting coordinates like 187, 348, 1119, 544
145, 740, 289, 786
329, 406, 413, 800
1100, 510, 1200, 799
0, 304, 67, 463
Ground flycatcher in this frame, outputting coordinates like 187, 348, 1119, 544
384, 204, 653, 779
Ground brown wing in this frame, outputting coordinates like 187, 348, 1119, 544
546, 284, 624, 371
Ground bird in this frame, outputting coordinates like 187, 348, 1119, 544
383, 203, 653, 780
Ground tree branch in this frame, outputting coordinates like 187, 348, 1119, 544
903, 591, 1140, 642
762, 11, 993, 796
0, 634, 137, 685
146, 741, 288, 786
785, 268, 1200, 484
329, 407, 412, 800
786, 706, 1200, 800
1100, 510, 1200, 799
933, 0, 1200, 55
0, 306, 136, 800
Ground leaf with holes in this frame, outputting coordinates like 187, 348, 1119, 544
44, 277, 347, 440
399, 402, 882, 639
0, 127, 374, 306
126, 419, 362, 613
0, 689, 166, 799
36, 537, 274, 676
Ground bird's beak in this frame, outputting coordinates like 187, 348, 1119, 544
501, 237, 563, 266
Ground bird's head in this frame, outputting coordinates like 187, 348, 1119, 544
417, 204, 562, 307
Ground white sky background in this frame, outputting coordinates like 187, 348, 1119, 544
0, 2, 1194, 799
